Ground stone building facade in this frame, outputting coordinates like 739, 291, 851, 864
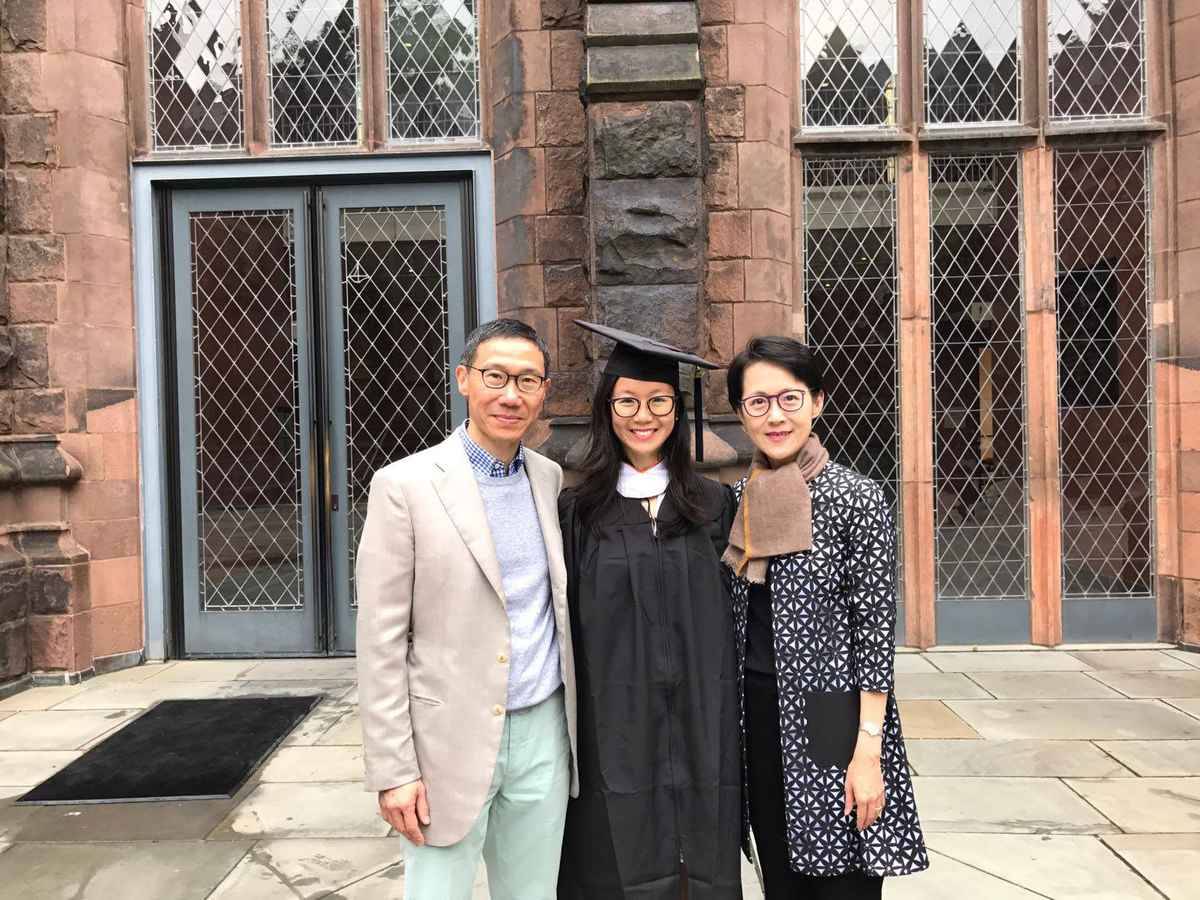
0, 0, 1197, 685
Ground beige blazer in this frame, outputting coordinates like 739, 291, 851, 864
355, 433, 579, 846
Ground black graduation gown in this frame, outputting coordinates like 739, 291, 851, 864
558, 479, 743, 900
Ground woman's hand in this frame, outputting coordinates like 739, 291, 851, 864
844, 740, 885, 831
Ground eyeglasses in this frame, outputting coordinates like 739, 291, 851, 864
467, 366, 547, 394
610, 395, 677, 418
740, 389, 808, 417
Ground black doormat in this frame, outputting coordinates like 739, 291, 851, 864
17, 695, 320, 805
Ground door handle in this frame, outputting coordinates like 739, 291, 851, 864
332, 494, 340, 512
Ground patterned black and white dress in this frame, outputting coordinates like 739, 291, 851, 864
728, 462, 929, 878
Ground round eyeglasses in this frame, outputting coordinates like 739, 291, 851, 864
740, 389, 808, 417
610, 395, 677, 418
467, 366, 547, 394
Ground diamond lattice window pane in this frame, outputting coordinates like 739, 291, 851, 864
344, 207, 450, 603
1049, 0, 1145, 120
149, 0, 244, 150
803, 158, 903, 604
1055, 148, 1152, 599
268, 0, 362, 147
930, 155, 1027, 603
387, 0, 480, 142
924, 0, 1021, 125
190, 211, 304, 611
801, 1, 898, 129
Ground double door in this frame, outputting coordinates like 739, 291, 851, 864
169, 183, 470, 656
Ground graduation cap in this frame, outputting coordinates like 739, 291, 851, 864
574, 320, 721, 461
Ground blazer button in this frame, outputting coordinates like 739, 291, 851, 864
492, 704, 504, 717
498, 653, 508, 664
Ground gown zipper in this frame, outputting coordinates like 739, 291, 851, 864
644, 495, 687, 896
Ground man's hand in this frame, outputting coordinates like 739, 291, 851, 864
379, 781, 431, 845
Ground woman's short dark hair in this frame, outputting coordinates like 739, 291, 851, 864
727, 336, 825, 409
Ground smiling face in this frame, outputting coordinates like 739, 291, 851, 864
608, 376, 678, 471
737, 361, 824, 466
454, 336, 548, 458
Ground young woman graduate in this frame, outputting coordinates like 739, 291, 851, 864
557, 321, 743, 900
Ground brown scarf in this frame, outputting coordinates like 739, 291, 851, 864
722, 435, 830, 584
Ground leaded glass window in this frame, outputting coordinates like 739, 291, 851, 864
149, 0, 244, 150
930, 154, 1027, 611
1054, 148, 1152, 601
267, 0, 362, 147
1049, 0, 1145, 120
924, 0, 1021, 125
803, 158, 903, 617
800, 1, 898, 129
387, 0, 480, 142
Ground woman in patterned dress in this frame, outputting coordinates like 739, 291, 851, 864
722, 337, 928, 899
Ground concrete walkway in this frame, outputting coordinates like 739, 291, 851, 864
1, 647, 1198, 899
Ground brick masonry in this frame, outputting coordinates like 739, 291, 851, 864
489, 0, 590, 416
1171, 2, 1200, 649
0, 0, 141, 683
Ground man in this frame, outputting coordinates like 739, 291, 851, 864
356, 318, 578, 899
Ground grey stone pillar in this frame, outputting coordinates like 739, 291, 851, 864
580, 0, 735, 467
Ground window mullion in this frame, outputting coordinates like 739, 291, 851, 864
244, 0, 270, 153
1023, 145, 1064, 644
899, 147, 937, 648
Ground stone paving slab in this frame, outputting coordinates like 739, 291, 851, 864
1096, 741, 1200, 776
885, 849, 1045, 898
0, 751, 81, 786
210, 782, 390, 840
215, 680, 355, 702
206, 837, 400, 899
1065, 777, 1200, 833
87, 662, 177, 684
945, 699, 1200, 740
241, 659, 357, 681
1163, 649, 1200, 669
316, 709, 363, 746
905, 739, 1131, 777
13, 797, 241, 843
146, 660, 259, 683
0, 795, 34, 843
0, 709, 137, 750
1067, 650, 1193, 671
51, 679, 352, 711
964, 671, 1123, 699
259, 746, 365, 783
1104, 834, 1200, 900
1167, 698, 1200, 718
50, 682, 232, 710
280, 698, 358, 747
1087, 670, 1200, 699
926, 651, 1091, 672
894, 654, 941, 674
331, 861, 413, 898
912, 777, 1118, 834
0, 840, 253, 900
896, 701, 980, 739
926, 834, 1162, 899
0, 683, 89, 712
894, 673, 991, 700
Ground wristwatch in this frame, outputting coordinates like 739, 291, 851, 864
858, 721, 883, 738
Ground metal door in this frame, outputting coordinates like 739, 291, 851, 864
322, 184, 468, 653
171, 188, 319, 655
170, 182, 470, 656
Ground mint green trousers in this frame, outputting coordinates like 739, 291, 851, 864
403, 689, 570, 900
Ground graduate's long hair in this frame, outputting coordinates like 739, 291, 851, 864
573, 373, 711, 536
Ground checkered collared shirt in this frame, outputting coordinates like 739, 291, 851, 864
458, 422, 525, 479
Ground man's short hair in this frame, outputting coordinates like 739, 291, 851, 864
460, 318, 552, 376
